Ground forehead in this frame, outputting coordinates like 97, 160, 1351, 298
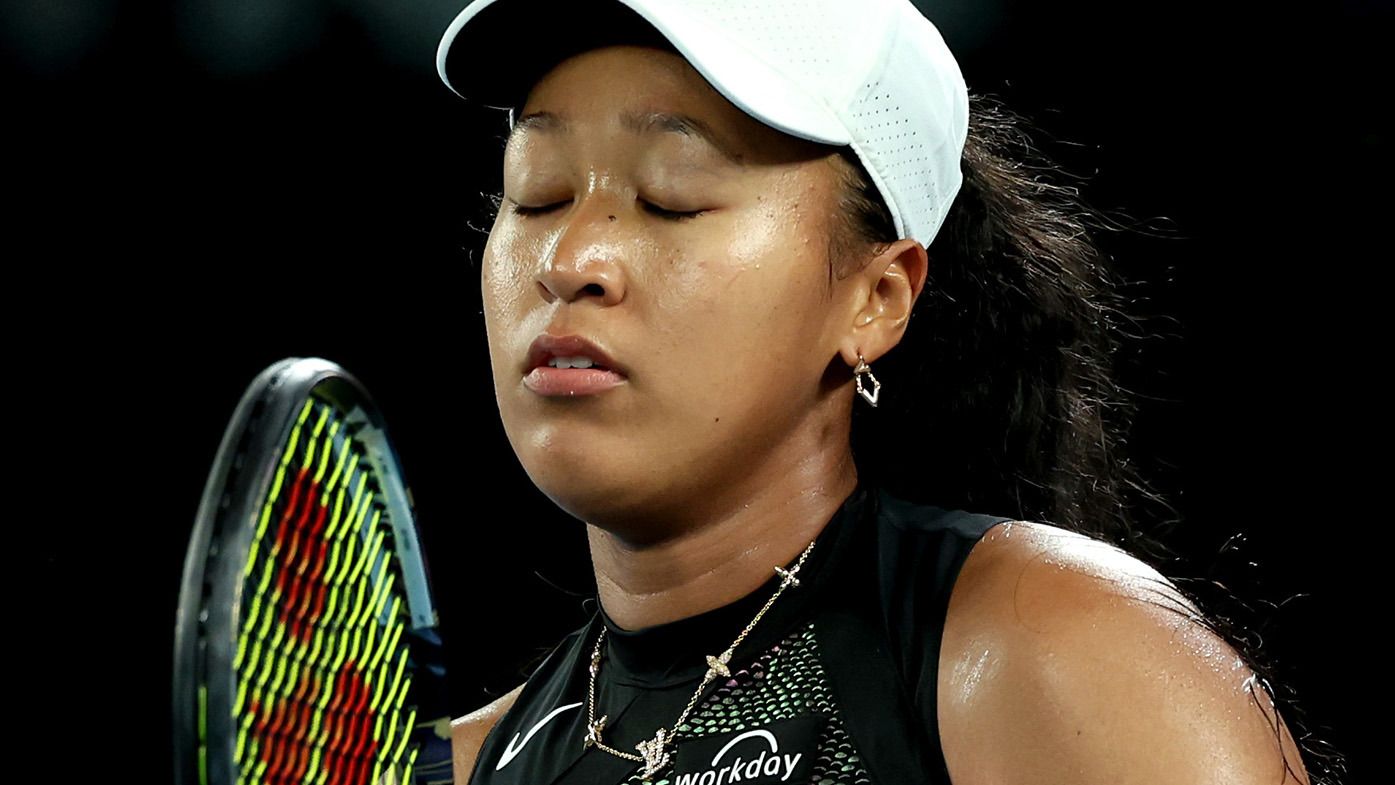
511, 106, 747, 168
515, 45, 730, 132
510, 45, 839, 170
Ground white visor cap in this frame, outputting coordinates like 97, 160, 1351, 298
437, 0, 970, 251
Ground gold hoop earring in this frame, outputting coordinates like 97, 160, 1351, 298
854, 353, 880, 407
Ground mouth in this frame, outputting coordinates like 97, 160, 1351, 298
523, 332, 628, 397
522, 365, 628, 397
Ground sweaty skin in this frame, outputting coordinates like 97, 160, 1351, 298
451, 684, 524, 782
480, 43, 926, 633
458, 41, 1312, 785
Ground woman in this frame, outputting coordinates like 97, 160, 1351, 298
434, 1, 1319, 783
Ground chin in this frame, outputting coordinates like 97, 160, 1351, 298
523, 457, 685, 542
510, 426, 637, 515
532, 470, 647, 529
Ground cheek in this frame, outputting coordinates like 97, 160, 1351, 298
641, 221, 829, 411
485, 225, 549, 343
647, 205, 818, 317
480, 232, 532, 318
480, 234, 537, 402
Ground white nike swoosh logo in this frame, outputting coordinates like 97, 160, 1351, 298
495, 701, 584, 771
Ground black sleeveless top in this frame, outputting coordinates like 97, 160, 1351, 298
466, 480, 1014, 785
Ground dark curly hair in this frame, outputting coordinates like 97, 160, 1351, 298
829, 90, 1346, 785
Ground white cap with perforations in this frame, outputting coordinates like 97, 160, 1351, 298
436, 0, 970, 250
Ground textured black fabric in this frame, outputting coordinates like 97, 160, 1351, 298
466, 480, 1014, 785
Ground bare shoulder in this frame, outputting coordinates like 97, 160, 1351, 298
937, 520, 1310, 785
942, 519, 1206, 627
451, 682, 527, 785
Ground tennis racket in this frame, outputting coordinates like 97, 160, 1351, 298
174, 357, 454, 785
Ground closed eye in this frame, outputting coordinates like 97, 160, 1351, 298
507, 201, 564, 218
508, 199, 706, 222
642, 202, 706, 221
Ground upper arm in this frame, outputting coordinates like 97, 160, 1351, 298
938, 521, 1310, 785
451, 682, 527, 785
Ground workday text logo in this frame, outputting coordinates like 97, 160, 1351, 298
671, 715, 822, 785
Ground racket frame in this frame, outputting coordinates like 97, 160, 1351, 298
172, 357, 443, 785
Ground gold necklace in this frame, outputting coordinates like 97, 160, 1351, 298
582, 539, 818, 783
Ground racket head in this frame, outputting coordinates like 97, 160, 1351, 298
174, 357, 452, 785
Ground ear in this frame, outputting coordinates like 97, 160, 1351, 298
837, 238, 928, 367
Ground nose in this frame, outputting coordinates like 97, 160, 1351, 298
534, 197, 627, 307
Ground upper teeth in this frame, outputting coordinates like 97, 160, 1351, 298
548, 355, 598, 369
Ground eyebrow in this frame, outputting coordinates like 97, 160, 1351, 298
509, 109, 746, 167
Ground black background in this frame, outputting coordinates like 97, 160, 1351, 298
8, 0, 1379, 780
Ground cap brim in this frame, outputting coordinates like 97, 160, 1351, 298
435, 0, 851, 145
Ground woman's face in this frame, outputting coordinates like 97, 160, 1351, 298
482, 43, 882, 535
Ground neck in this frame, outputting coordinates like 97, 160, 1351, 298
586, 453, 859, 631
